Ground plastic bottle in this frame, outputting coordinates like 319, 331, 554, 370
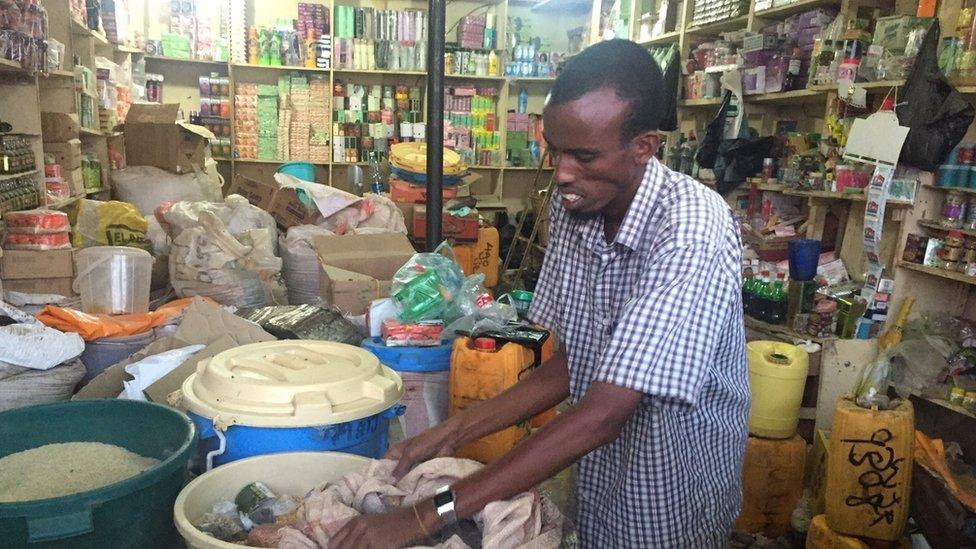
488, 51, 499, 76
667, 134, 684, 170
754, 270, 772, 322
769, 272, 787, 324
270, 31, 282, 66
248, 27, 259, 65
742, 269, 755, 316
517, 87, 528, 114
368, 152, 385, 194
680, 131, 697, 175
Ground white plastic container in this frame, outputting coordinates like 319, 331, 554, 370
174, 452, 370, 549
74, 246, 153, 315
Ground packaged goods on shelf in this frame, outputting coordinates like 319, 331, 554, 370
690, 0, 747, 27
444, 86, 499, 167
332, 6, 426, 71
332, 80, 424, 163
233, 75, 330, 163
0, 135, 37, 176
0, 0, 49, 72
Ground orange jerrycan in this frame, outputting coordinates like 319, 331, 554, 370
450, 335, 534, 463
529, 332, 557, 428
452, 227, 500, 288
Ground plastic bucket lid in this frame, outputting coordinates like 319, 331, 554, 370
276, 162, 316, 182
174, 452, 370, 549
181, 341, 403, 428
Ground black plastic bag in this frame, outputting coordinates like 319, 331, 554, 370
898, 21, 975, 172
650, 44, 680, 132
696, 91, 732, 169
237, 304, 363, 344
716, 136, 775, 196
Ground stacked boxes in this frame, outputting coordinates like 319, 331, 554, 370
332, 81, 424, 163
691, 0, 748, 27
332, 6, 427, 71
234, 83, 257, 159
457, 15, 486, 50
506, 113, 546, 168
444, 86, 499, 167
257, 85, 280, 160
309, 78, 331, 163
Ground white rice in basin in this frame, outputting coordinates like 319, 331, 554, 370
0, 442, 160, 502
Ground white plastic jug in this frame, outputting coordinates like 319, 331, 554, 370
74, 246, 153, 315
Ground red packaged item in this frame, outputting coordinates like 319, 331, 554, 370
382, 318, 444, 347
3, 231, 71, 250
4, 209, 70, 234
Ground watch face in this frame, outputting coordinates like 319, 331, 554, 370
433, 489, 453, 507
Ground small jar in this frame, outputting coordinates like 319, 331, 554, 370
966, 262, 976, 277
964, 247, 976, 263
968, 197, 976, 230
943, 190, 967, 228
947, 229, 966, 248
965, 391, 976, 412
950, 386, 966, 405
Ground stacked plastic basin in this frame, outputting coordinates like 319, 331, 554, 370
180, 341, 403, 469
361, 337, 453, 439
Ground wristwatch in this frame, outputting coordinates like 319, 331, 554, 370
433, 485, 458, 527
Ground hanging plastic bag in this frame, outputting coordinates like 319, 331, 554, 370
649, 43, 679, 132
390, 243, 464, 322
897, 21, 976, 171
696, 91, 732, 169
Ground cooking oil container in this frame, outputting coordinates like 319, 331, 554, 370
450, 336, 534, 463
747, 341, 809, 439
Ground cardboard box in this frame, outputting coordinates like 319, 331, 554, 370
123, 103, 214, 174
3, 277, 74, 295
315, 233, 415, 281
69, 167, 84, 196
1, 249, 74, 279
412, 206, 480, 243
40, 112, 80, 142
43, 139, 83, 170
227, 175, 318, 228
314, 233, 416, 315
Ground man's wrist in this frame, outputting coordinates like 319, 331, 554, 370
418, 498, 442, 534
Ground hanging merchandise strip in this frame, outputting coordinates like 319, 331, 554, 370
860, 163, 895, 304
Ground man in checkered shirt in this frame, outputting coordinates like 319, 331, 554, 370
332, 39, 749, 549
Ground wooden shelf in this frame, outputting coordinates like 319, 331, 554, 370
744, 315, 833, 345
445, 73, 507, 81
114, 45, 143, 54
146, 56, 228, 67
85, 186, 110, 194
70, 18, 108, 45
231, 63, 329, 73
505, 166, 554, 171
748, 88, 827, 105
42, 69, 75, 78
79, 127, 105, 137
679, 97, 724, 107
333, 68, 426, 77
0, 58, 24, 74
917, 219, 976, 237
754, 0, 842, 19
922, 396, 976, 420
235, 158, 329, 165
0, 170, 37, 182
923, 183, 976, 196
783, 188, 913, 206
509, 76, 556, 83
898, 262, 976, 286
686, 15, 749, 35
46, 195, 83, 210
637, 31, 681, 47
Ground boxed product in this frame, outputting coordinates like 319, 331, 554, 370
123, 103, 214, 173
412, 205, 479, 242
40, 112, 81, 142
227, 175, 318, 228
0, 248, 75, 295
314, 233, 416, 315
43, 139, 82, 170
381, 318, 444, 347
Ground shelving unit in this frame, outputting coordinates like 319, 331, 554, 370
899, 262, 976, 287
0, 171, 39, 183
917, 219, 976, 237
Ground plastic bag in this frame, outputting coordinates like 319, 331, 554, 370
112, 162, 223, 216
120, 344, 207, 401
281, 225, 336, 305
36, 298, 199, 341
898, 21, 976, 172
0, 323, 84, 370
72, 199, 150, 250
853, 353, 892, 409
649, 43, 679, 132
236, 304, 363, 344
0, 360, 85, 412
390, 243, 465, 322
696, 91, 732, 169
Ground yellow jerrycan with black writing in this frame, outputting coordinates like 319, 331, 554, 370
450, 335, 534, 463
825, 397, 914, 540
806, 515, 911, 549
747, 341, 808, 439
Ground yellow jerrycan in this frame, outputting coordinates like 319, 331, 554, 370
747, 341, 809, 439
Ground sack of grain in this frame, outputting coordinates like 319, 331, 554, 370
0, 360, 85, 411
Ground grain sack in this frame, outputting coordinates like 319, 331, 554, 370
281, 225, 335, 305
112, 162, 223, 216
0, 359, 85, 411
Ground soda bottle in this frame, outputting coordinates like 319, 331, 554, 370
768, 271, 787, 324
754, 270, 772, 322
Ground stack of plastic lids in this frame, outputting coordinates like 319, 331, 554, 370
389, 142, 467, 188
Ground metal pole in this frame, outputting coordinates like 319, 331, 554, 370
424, 0, 445, 251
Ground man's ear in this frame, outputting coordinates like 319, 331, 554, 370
632, 131, 660, 164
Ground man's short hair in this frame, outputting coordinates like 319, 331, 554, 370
547, 39, 664, 140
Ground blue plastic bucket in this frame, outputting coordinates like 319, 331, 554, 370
188, 406, 401, 469
361, 337, 452, 372
277, 161, 316, 182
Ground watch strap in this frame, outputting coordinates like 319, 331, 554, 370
433, 485, 458, 527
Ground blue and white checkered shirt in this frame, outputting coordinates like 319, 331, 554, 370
529, 158, 749, 547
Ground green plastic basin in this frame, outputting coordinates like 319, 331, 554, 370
0, 400, 197, 548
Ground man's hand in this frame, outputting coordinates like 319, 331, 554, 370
330, 503, 435, 549
385, 422, 458, 479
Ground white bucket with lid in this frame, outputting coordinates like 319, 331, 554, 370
74, 246, 153, 315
